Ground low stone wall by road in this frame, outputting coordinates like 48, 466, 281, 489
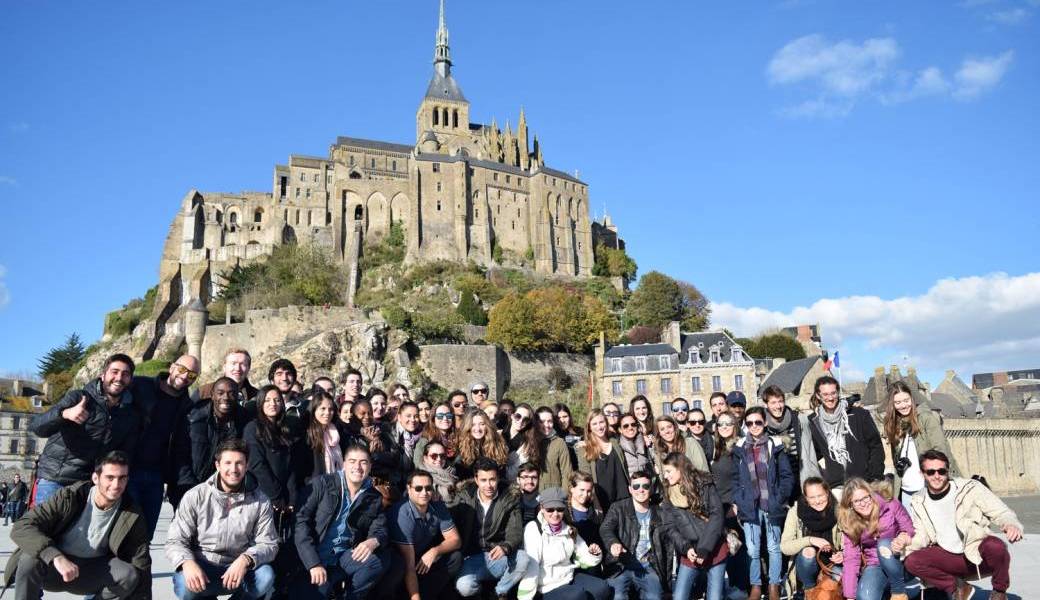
944, 418, 1040, 495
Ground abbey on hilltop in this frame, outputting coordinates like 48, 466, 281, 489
158, 0, 620, 328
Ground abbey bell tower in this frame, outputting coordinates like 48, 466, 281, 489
416, 0, 470, 146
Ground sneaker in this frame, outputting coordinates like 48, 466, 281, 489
953, 580, 975, 600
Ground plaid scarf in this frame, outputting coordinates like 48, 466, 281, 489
745, 433, 770, 511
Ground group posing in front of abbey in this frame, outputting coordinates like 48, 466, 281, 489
5, 348, 1023, 600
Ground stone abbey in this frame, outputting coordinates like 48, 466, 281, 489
160, 0, 612, 321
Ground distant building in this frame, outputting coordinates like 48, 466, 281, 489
780, 324, 823, 356
759, 355, 832, 412
0, 381, 46, 477
861, 365, 931, 412
595, 321, 757, 414
930, 370, 983, 419
972, 368, 1040, 390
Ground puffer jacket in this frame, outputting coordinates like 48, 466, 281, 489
31, 379, 142, 485
840, 493, 914, 599
294, 472, 388, 570
905, 477, 1023, 568
454, 481, 524, 556
165, 472, 278, 569
518, 513, 601, 600
731, 435, 795, 524
890, 410, 961, 493
599, 499, 672, 589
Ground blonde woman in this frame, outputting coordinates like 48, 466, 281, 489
837, 478, 914, 600
455, 409, 508, 480
575, 409, 630, 509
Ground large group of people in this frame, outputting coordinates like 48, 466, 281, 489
4, 348, 1023, 600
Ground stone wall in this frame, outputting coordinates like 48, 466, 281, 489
418, 344, 505, 401
505, 351, 593, 391
943, 418, 1040, 496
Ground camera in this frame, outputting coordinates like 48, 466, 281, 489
894, 457, 912, 477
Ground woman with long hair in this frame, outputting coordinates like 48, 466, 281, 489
883, 381, 960, 506
837, 478, 915, 600
455, 409, 508, 480
781, 477, 844, 594
709, 410, 749, 597
617, 412, 655, 478
415, 396, 432, 426
654, 415, 709, 474
367, 387, 389, 426
506, 403, 544, 482
420, 440, 460, 506
244, 385, 303, 512
602, 402, 622, 438
630, 395, 656, 445
412, 400, 458, 469
555, 402, 584, 448
688, 408, 714, 464
304, 390, 346, 482
575, 409, 630, 509
536, 406, 575, 491
661, 452, 727, 600
567, 471, 604, 576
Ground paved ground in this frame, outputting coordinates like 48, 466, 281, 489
1, 496, 1038, 599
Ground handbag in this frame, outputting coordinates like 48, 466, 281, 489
804, 555, 842, 600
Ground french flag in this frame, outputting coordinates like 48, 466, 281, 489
825, 351, 840, 372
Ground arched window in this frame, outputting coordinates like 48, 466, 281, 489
433, 109, 439, 126
442, 108, 448, 126
354, 205, 363, 221
453, 109, 459, 128
229, 212, 238, 225
253, 210, 262, 223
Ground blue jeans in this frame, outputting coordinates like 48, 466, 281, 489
742, 509, 782, 586
673, 560, 726, 600
456, 550, 526, 596
295, 547, 389, 600
33, 479, 64, 505
126, 468, 164, 540
171, 558, 274, 600
3, 500, 24, 524
606, 562, 662, 600
793, 548, 842, 589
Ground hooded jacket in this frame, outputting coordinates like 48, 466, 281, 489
164, 471, 278, 569
518, 513, 601, 600
171, 400, 248, 489
840, 493, 914, 599
31, 379, 142, 485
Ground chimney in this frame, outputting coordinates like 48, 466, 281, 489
662, 321, 682, 352
890, 365, 902, 379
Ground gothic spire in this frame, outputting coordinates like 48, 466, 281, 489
434, 0, 451, 75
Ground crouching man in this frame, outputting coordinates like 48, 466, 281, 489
165, 439, 279, 599
5, 451, 150, 600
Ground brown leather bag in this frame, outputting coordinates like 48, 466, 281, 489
805, 555, 842, 600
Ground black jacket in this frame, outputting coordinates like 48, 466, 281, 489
600, 499, 672, 589
8, 481, 27, 503
660, 479, 725, 560
454, 482, 523, 556
172, 400, 247, 489
294, 472, 388, 569
31, 379, 142, 485
243, 420, 308, 508
130, 373, 192, 479
807, 405, 885, 489
766, 407, 802, 475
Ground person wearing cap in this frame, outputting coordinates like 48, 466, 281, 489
725, 391, 748, 428
517, 487, 609, 600
600, 471, 670, 600
470, 381, 492, 408
805, 376, 884, 496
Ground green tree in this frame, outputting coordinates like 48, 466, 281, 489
678, 280, 711, 331
37, 333, 85, 377
746, 334, 807, 361
625, 271, 685, 329
456, 290, 488, 326
593, 244, 637, 279
486, 293, 537, 351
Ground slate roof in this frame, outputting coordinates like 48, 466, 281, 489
425, 72, 467, 102
335, 137, 414, 155
761, 356, 822, 395
605, 343, 677, 359
927, 392, 969, 418
539, 166, 585, 185
679, 331, 747, 365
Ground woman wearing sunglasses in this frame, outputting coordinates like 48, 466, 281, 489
617, 413, 655, 479
709, 411, 749, 597
575, 409, 630, 510
731, 406, 795, 600
412, 401, 458, 470
517, 487, 610, 600
601, 402, 622, 437
687, 408, 714, 465
506, 403, 545, 482
421, 440, 460, 505
837, 478, 914, 600
660, 452, 727, 600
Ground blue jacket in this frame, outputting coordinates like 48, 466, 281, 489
731, 435, 795, 524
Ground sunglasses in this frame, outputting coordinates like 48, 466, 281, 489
411, 485, 433, 493
672, 407, 688, 413
452, 402, 467, 408
172, 363, 199, 381
689, 419, 706, 425
631, 483, 652, 491
472, 389, 489, 395
745, 419, 764, 427
603, 411, 619, 417
717, 422, 735, 427
620, 422, 637, 429
512, 413, 528, 421
924, 468, 949, 476
426, 453, 445, 460
543, 507, 564, 514
434, 413, 453, 420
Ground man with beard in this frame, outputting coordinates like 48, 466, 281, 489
194, 348, 257, 408
761, 385, 805, 485
5, 451, 150, 600
170, 377, 248, 508
294, 444, 390, 600
166, 439, 278, 600
387, 470, 463, 600
128, 354, 200, 538
31, 354, 143, 504
669, 398, 694, 436
805, 376, 883, 496
514, 462, 541, 526
268, 359, 305, 422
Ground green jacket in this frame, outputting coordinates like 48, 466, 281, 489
4, 481, 151, 599
539, 436, 574, 492
891, 410, 961, 493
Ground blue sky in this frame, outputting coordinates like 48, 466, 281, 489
1, 0, 1037, 388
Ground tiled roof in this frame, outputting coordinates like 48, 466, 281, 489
425, 72, 467, 102
679, 331, 746, 365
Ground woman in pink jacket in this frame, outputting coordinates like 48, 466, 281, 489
837, 478, 915, 600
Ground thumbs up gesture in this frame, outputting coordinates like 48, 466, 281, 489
62, 395, 90, 425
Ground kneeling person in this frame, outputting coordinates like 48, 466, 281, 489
455, 457, 526, 597
389, 470, 463, 600
166, 439, 278, 600
6, 451, 149, 600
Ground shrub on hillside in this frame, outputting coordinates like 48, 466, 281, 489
486, 286, 619, 353
219, 244, 347, 314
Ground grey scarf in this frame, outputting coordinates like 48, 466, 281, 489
619, 434, 651, 475
766, 407, 793, 433
425, 462, 460, 506
815, 399, 853, 465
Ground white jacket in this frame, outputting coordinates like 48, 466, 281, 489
518, 513, 601, 600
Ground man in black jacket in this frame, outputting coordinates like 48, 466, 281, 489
453, 458, 525, 598
600, 471, 669, 600
294, 444, 389, 600
806, 376, 884, 495
4, 474, 28, 525
169, 377, 247, 507
128, 354, 198, 538
30, 354, 142, 505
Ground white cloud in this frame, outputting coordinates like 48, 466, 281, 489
881, 67, 951, 104
767, 34, 900, 97
0, 176, 17, 186
988, 8, 1031, 24
0, 264, 9, 309
953, 51, 1015, 99
711, 271, 1040, 377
